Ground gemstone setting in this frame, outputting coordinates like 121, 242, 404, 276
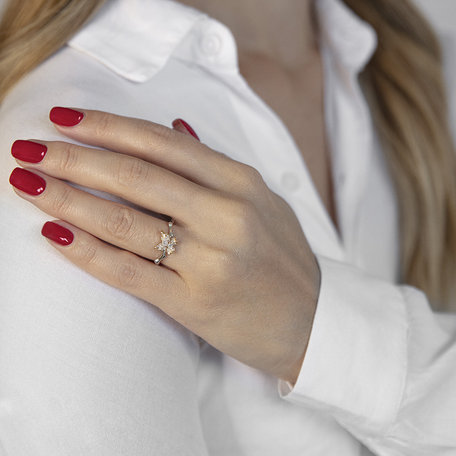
154, 220, 177, 265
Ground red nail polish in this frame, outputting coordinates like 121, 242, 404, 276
11, 140, 47, 163
49, 107, 84, 127
9, 167, 46, 195
41, 221, 74, 246
172, 118, 200, 141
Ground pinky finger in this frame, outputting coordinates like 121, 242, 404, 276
40, 220, 187, 317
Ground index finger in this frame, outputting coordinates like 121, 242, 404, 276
49, 107, 244, 192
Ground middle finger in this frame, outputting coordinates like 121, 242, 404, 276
11, 139, 217, 228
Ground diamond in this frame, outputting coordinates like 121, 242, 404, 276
155, 231, 177, 255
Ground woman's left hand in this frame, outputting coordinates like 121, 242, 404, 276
9, 107, 321, 384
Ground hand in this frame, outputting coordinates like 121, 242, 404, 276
9, 107, 321, 384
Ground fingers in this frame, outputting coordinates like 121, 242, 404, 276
12, 139, 210, 226
9, 167, 187, 271
49, 107, 247, 193
40, 219, 187, 318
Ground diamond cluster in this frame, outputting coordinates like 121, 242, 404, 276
155, 231, 177, 255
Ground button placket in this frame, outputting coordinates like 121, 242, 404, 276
280, 171, 301, 193
221, 68, 345, 258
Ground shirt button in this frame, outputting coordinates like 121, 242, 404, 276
280, 171, 301, 192
200, 33, 223, 56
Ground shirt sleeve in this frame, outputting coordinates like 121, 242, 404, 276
278, 254, 456, 455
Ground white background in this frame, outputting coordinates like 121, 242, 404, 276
413, 0, 456, 32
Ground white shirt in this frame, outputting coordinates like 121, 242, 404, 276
1, 0, 456, 454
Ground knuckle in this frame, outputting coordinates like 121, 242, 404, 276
226, 199, 257, 241
94, 112, 113, 137
57, 142, 80, 174
49, 185, 73, 216
148, 123, 175, 149
114, 257, 142, 289
104, 205, 136, 242
212, 248, 239, 280
77, 240, 98, 266
116, 157, 148, 187
237, 164, 265, 193
151, 123, 174, 141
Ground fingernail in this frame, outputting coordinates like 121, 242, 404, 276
11, 140, 47, 163
9, 167, 46, 195
49, 107, 84, 127
172, 118, 200, 141
41, 221, 74, 246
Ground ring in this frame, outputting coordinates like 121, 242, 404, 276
153, 219, 178, 265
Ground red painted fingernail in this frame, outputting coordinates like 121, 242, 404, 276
49, 107, 84, 126
11, 140, 47, 163
172, 118, 200, 141
41, 221, 74, 246
9, 168, 46, 195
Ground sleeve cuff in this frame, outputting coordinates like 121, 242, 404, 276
278, 255, 409, 430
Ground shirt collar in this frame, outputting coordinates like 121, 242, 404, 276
67, 0, 378, 82
316, 0, 377, 73
67, 0, 207, 82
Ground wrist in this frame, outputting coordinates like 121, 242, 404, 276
280, 257, 321, 385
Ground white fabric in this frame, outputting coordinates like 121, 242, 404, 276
0, 0, 455, 454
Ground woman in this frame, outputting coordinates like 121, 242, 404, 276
1, 0, 456, 454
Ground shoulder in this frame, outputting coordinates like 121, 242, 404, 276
0, 0, 207, 151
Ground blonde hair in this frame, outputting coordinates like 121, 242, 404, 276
0, 0, 107, 100
1, 0, 455, 310
345, 0, 456, 311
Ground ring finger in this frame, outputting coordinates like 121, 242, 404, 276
9, 167, 187, 271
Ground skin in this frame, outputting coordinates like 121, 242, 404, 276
179, 0, 339, 233
9, 1, 327, 385
10, 111, 320, 385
